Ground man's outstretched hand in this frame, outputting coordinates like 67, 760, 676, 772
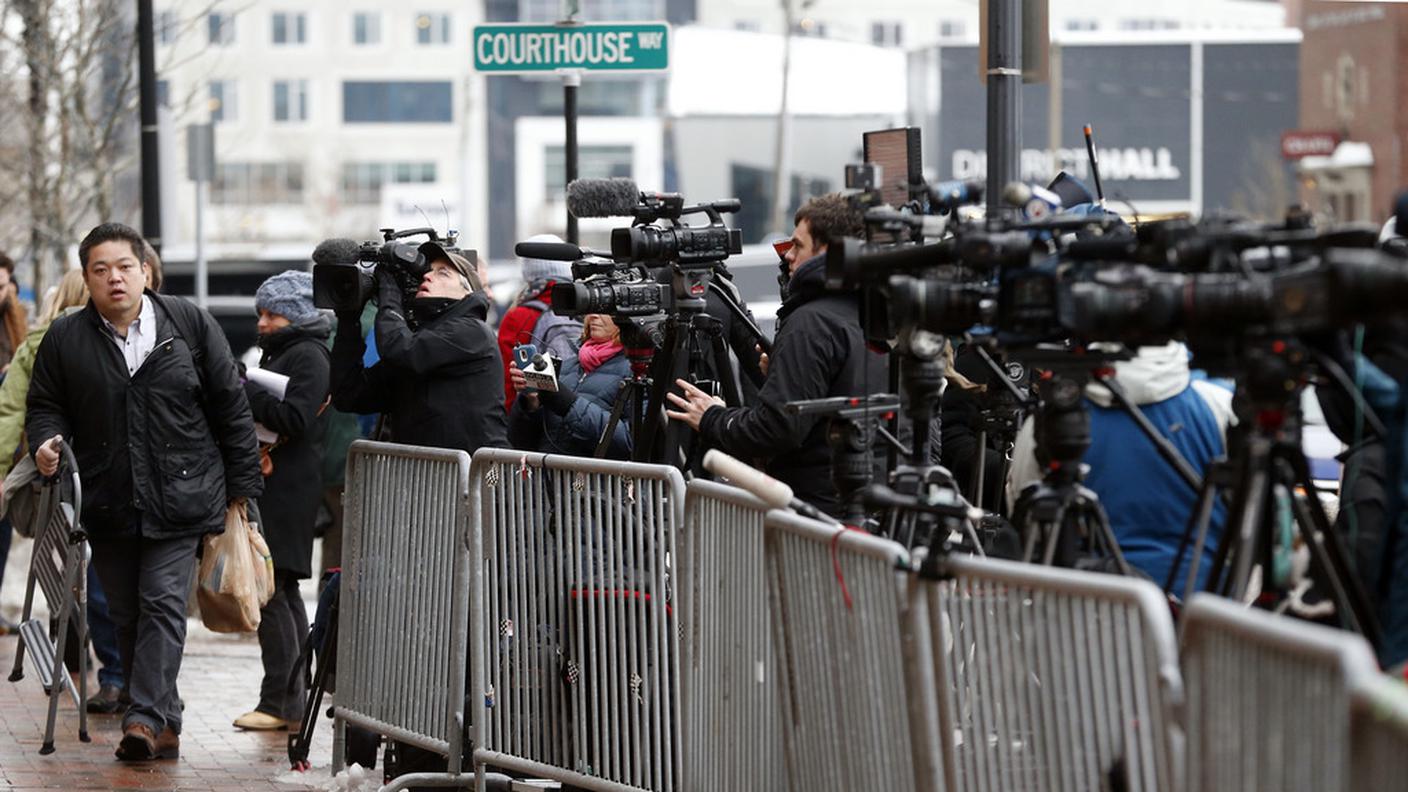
35, 435, 63, 477
665, 379, 725, 431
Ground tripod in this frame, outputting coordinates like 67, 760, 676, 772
600, 262, 768, 465
1165, 338, 1382, 647
1008, 356, 1132, 575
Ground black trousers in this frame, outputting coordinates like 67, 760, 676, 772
89, 532, 201, 735
257, 570, 308, 721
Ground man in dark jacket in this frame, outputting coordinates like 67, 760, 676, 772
331, 242, 508, 452
666, 194, 885, 516
28, 222, 263, 760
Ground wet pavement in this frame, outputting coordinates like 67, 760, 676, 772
0, 618, 343, 791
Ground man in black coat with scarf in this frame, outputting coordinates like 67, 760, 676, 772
232, 270, 331, 732
28, 223, 262, 760
330, 242, 508, 453
666, 194, 886, 516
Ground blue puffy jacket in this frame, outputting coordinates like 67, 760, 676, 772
507, 350, 632, 459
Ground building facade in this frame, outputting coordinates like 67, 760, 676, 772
1294, 0, 1408, 224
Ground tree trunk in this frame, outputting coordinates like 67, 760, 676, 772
18, 0, 53, 295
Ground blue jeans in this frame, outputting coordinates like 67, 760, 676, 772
87, 564, 125, 690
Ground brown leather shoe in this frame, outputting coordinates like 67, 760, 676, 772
115, 722, 156, 761
154, 726, 180, 759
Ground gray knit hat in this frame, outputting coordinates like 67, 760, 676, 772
255, 270, 318, 323
520, 234, 574, 284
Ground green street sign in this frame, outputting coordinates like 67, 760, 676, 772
473, 22, 670, 74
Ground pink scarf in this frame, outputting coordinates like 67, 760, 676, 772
578, 339, 623, 373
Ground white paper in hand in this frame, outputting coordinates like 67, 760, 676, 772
246, 367, 290, 400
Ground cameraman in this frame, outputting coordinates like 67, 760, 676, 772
330, 242, 507, 453
666, 194, 885, 516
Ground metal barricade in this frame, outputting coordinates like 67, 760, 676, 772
1349, 670, 1408, 789
922, 554, 1183, 792
332, 440, 475, 791
763, 511, 943, 792
471, 449, 684, 792
677, 480, 785, 792
1180, 593, 1379, 792
6, 441, 89, 755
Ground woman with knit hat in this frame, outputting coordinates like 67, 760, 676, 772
233, 270, 331, 732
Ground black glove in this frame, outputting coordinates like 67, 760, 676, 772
539, 386, 576, 416
376, 268, 402, 308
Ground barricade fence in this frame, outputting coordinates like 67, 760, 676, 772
470, 449, 685, 792
922, 554, 1183, 792
328, 441, 1408, 792
1180, 593, 1380, 792
677, 481, 786, 792
1349, 670, 1408, 789
762, 511, 942, 792
333, 440, 475, 790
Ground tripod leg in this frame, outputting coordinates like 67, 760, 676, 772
638, 323, 680, 464
596, 380, 634, 459
972, 430, 987, 511
1087, 500, 1132, 577
709, 330, 744, 408
1228, 461, 1271, 601
1165, 468, 1220, 596
659, 327, 694, 469
1282, 450, 1383, 648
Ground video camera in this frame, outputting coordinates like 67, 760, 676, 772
312, 227, 473, 314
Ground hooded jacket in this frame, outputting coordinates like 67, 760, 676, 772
508, 346, 632, 458
697, 255, 886, 516
330, 284, 508, 454
1007, 342, 1234, 590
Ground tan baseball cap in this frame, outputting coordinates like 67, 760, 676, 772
418, 241, 482, 293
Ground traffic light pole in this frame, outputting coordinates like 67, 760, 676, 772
985, 0, 1022, 221
137, 0, 163, 253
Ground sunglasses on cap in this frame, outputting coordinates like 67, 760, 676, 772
772, 239, 794, 260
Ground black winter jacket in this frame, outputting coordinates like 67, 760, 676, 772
26, 292, 264, 538
330, 289, 508, 453
697, 256, 887, 515
508, 347, 632, 458
248, 320, 331, 578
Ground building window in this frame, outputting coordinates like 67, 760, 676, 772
415, 12, 451, 45
342, 81, 453, 123
208, 12, 235, 46
272, 12, 307, 45
519, 0, 663, 22
1064, 19, 1098, 32
211, 162, 305, 205
939, 19, 965, 39
353, 12, 381, 45
273, 79, 309, 122
871, 21, 902, 47
156, 79, 170, 108
157, 10, 178, 45
1119, 18, 1177, 31
341, 161, 438, 204
209, 79, 238, 123
544, 145, 632, 194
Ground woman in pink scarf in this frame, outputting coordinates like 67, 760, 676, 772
507, 314, 632, 458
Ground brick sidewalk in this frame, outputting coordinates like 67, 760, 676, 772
0, 624, 344, 791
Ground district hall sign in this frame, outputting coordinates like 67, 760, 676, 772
473, 22, 671, 73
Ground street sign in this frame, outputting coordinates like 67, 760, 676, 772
1281, 130, 1341, 160
186, 123, 215, 182
473, 22, 670, 73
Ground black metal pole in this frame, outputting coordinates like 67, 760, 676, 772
985, 0, 1022, 222
137, 0, 162, 253
564, 72, 580, 244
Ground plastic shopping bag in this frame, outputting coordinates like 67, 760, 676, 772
198, 501, 276, 632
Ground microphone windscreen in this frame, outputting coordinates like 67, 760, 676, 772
567, 178, 640, 218
312, 238, 361, 266
1001, 181, 1033, 208
514, 241, 583, 261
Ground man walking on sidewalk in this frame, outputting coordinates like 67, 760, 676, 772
26, 223, 262, 760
